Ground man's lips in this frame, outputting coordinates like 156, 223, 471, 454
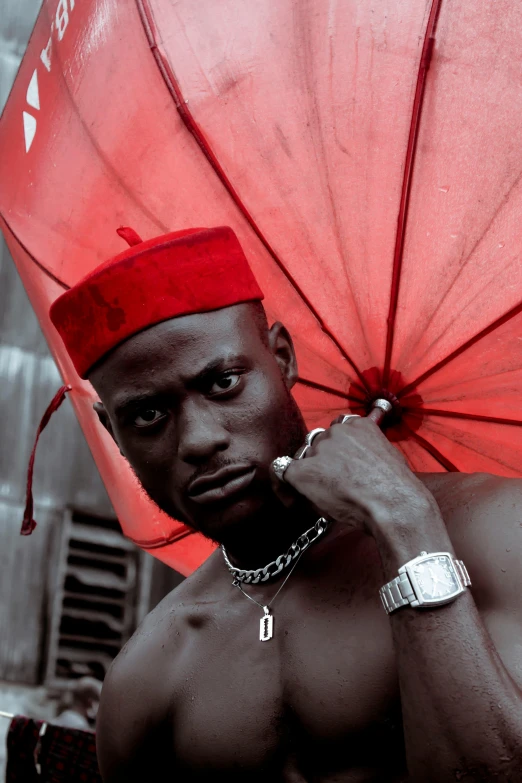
187, 465, 256, 505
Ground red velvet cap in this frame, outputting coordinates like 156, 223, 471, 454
50, 226, 264, 378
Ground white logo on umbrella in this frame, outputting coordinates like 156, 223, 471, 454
23, 69, 39, 153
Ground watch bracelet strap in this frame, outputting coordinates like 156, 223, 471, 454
379, 558, 471, 615
454, 558, 471, 588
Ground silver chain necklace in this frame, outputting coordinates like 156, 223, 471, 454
221, 517, 330, 584
221, 517, 330, 641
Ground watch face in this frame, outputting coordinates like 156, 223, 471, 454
410, 556, 461, 602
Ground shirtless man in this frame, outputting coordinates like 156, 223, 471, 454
50, 226, 522, 782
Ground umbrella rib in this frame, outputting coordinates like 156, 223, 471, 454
382, 0, 443, 387
403, 168, 522, 363
401, 421, 459, 471
406, 407, 522, 427
0, 215, 70, 290
297, 376, 363, 403
135, 0, 369, 392
398, 297, 522, 397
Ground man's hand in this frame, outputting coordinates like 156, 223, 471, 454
272, 418, 437, 534
275, 423, 522, 782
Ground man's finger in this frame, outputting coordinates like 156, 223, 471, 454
330, 413, 361, 427
271, 454, 310, 489
269, 458, 301, 508
273, 454, 313, 493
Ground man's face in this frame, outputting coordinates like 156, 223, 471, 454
90, 304, 306, 543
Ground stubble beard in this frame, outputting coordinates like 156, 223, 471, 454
130, 391, 310, 551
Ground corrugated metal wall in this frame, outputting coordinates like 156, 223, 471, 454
0, 0, 116, 684
0, 0, 184, 686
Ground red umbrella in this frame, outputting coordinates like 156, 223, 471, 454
1, 0, 521, 575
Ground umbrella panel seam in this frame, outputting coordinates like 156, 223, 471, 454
401, 421, 458, 471
0, 215, 70, 290
406, 407, 522, 427
135, 0, 370, 392
399, 297, 522, 397
382, 0, 443, 386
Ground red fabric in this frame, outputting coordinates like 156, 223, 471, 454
6, 716, 101, 783
21, 385, 71, 535
116, 226, 143, 246
5, 717, 40, 783
2, 0, 522, 574
50, 226, 264, 378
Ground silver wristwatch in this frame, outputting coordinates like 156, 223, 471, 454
379, 551, 471, 614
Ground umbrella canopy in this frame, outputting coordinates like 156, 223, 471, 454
1, 0, 521, 574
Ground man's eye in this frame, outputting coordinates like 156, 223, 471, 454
209, 372, 242, 395
133, 409, 166, 427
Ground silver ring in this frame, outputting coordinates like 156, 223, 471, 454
295, 427, 326, 460
272, 455, 294, 482
371, 399, 393, 414
305, 427, 326, 446
294, 443, 310, 460
338, 414, 361, 424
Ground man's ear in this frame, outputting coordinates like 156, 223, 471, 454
93, 402, 120, 449
267, 322, 298, 390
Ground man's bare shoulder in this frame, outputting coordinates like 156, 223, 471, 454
419, 472, 522, 607
96, 550, 224, 781
419, 470, 522, 534
105, 547, 224, 685
419, 470, 522, 507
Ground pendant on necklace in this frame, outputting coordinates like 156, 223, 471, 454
260, 606, 274, 642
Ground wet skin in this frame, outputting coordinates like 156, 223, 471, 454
91, 303, 312, 566
92, 305, 522, 782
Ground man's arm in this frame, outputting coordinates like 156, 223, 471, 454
280, 421, 522, 783
371, 476, 522, 783
96, 643, 168, 783
96, 657, 149, 782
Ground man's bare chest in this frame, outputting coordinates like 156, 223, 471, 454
168, 567, 405, 781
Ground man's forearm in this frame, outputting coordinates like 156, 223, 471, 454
371, 504, 522, 783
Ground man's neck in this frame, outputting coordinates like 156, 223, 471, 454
220, 497, 320, 572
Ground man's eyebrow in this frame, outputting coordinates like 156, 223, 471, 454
113, 355, 248, 416
185, 354, 248, 387
114, 393, 161, 417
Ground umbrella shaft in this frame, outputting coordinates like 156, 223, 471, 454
368, 399, 393, 427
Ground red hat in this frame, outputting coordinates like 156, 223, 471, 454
50, 226, 264, 378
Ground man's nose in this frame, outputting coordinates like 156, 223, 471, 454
177, 401, 230, 464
